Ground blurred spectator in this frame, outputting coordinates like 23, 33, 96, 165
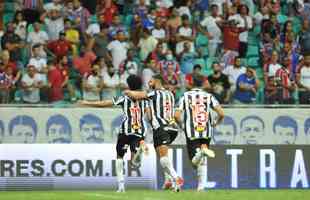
0, 62, 13, 103
148, 42, 166, 64
152, 17, 169, 48
101, 65, 120, 100
1, 22, 23, 63
27, 22, 49, 47
208, 62, 231, 104
222, 19, 241, 53
264, 51, 282, 84
179, 41, 197, 74
47, 31, 72, 59
138, 28, 158, 62
234, 67, 259, 104
1, 50, 20, 85
57, 55, 76, 101
298, 20, 310, 56
44, 0, 63, 12
48, 60, 66, 103
97, 0, 118, 25
109, 15, 128, 39
131, 15, 145, 46
296, 55, 310, 104
13, 11, 27, 41
29, 44, 48, 85
22, 0, 43, 24
42, 8, 64, 41
82, 64, 102, 101
107, 31, 129, 69
176, 14, 195, 55
275, 58, 297, 104
185, 64, 210, 90
71, 0, 91, 32
223, 56, 246, 93
163, 59, 180, 95
200, 4, 223, 57
89, 24, 111, 61
158, 49, 180, 75
254, 6, 269, 27
21, 65, 43, 103
64, 19, 80, 56
86, 16, 100, 37
73, 49, 97, 77
142, 58, 160, 89
119, 50, 139, 80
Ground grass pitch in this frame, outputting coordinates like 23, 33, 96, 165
0, 190, 309, 200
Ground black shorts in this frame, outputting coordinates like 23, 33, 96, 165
153, 125, 178, 148
186, 138, 211, 161
116, 134, 144, 158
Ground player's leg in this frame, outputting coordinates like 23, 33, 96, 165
115, 135, 128, 192
154, 127, 183, 192
130, 136, 148, 168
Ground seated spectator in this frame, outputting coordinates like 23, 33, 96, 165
108, 15, 128, 39
234, 67, 260, 104
264, 51, 282, 84
138, 28, 158, 62
151, 17, 169, 49
298, 20, 310, 56
223, 56, 246, 93
264, 76, 278, 104
176, 14, 195, 55
89, 24, 111, 61
107, 31, 130, 70
44, 0, 63, 12
57, 55, 76, 101
47, 31, 72, 59
28, 44, 48, 86
296, 54, 310, 104
101, 65, 120, 100
275, 58, 297, 104
71, 0, 90, 32
27, 22, 49, 47
85, 16, 100, 37
158, 50, 180, 75
82, 64, 102, 101
21, 65, 43, 103
185, 64, 210, 90
148, 42, 166, 65
222, 19, 240, 53
208, 62, 231, 104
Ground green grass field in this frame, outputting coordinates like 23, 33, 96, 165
0, 190, 309, 200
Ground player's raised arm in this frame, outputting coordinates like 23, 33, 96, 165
124, 90, 148, 100
77, 100, 114, 107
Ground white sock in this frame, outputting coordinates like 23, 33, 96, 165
132, 148, 143, 166
197, 157, 207, 190
192, 148, 203, 166
116, 158, 125, 189
160, 156, 178, 180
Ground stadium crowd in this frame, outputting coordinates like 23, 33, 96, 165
0, 0, 309, 105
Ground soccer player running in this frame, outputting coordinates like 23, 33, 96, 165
79, 75, 149, 192
175, 76, 224, 191
125, 74, 184, 192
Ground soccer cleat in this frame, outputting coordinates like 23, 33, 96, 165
116, 188, 125, 193
162, 181, 173, 190
174, 177, 184, 192
201, 147, 215, 158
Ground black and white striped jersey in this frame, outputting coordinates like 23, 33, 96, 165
177, 88, 220, 140
113, 95, 149, 137
147, 89, 175, 130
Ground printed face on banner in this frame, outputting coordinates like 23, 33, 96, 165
80, 114, 105, 143
213, 116, 236, 144
47, 115, 72, 144
8, 115, 37, 144
240, 116, 265, 144
273, 116, 297, 144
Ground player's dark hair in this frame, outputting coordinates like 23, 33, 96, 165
127, 75, 143, 90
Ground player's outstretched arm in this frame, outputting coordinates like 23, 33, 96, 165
174, 110, 182, 126
212, 105, 225, 127
123, 90, 148, 100
77, 100, 114, 107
